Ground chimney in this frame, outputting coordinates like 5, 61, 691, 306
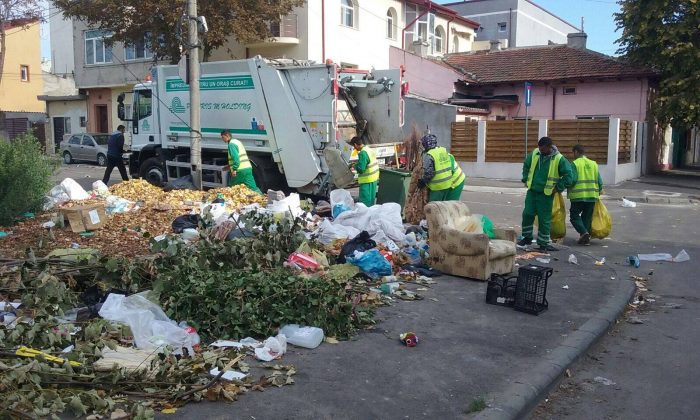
567, 32, 588, 49
489, 40, 501, 52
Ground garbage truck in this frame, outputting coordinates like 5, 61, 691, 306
118, 56, 407, 195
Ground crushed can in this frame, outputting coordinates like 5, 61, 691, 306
399, 332, 419, 347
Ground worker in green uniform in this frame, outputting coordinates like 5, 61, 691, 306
518, 137, 573, 251
417, 134, 453, 202
221, 130, 261, 194
446, 153, 465, 201
351, 137, 379, 207
568, 144, 603, 245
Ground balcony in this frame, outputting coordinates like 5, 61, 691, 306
245, 14, 299, 48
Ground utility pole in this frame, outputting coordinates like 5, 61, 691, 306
188, 0, 202, 189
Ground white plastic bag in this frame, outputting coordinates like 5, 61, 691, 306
279, 324, 324, 349
105, 195, 133, 214
673, 249, 690, 263
621, 198, 637, 208
268, 193, 303, 218
316, 218, 360, 244
92, 180, 109, 193
98, 293, 195, 354
60, 178, 90, 201
333, 202, 406, 243
254, 334, 287, 361
330, 189, 354, 211
638, 253, 673, 262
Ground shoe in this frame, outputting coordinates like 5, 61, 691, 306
578, 233, 591, 245
517, 238, 532, 247
538, 244, 558, 252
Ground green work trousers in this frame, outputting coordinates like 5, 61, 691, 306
358, 181, 377, 207
229, 167, 262, 194
521, 190, 555, 247
428, 188, 450, 202
445, 181, 464, 201
570, 201, 595, 236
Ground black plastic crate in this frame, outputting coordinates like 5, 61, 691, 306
485, 273, 518, 307
514, 264, 553, 315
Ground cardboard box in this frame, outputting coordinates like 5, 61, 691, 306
61, 204, 107, 233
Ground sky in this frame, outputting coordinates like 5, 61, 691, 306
438, 0, 623, 55
40, 0, 623, 61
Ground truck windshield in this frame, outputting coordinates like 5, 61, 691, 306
134, 89, 153, 120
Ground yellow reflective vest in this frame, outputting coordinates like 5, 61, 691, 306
527, 148, 562, 196
427, 147, 452, 191
568, 156, 600, 201
357, 147, 379, 184
449, 154, 465, 188
228, 139, 252, 171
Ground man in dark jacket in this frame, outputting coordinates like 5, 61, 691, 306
102, 125, 129, 185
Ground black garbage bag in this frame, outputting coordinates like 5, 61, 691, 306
338, 231, 376, 264
172, 214, 201, 234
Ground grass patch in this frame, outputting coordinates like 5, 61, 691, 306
466, 397, 487, 414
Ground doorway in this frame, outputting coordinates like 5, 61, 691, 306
53, 117, 66, 151
95, 105, 109, 133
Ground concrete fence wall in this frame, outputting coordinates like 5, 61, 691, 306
452, 118, 644, 185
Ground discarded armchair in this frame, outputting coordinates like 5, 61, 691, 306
425, 201, 517, 281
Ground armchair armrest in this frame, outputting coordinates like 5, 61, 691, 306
433, 226, 490, 256
493, 227, 517, 242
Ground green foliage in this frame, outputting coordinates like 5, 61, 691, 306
0, 133, 58, 226
615, 0, 700, 127
52, 0, 305, 62
466, 397, 487, 414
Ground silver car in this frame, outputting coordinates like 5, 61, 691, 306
60, 133, 111, 166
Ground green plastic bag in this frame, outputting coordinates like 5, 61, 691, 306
481, 215, 495, 239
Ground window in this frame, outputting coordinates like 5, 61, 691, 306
92, 135, 110, 145
563, 86, 577, 95
126, 33, 153, 61
387, 8, 397, 39
85, 30, 113, 65
79, 116, 86, 128
135, 89, 153, 120
341, 0, 355, 28
452, 36, 460, 53
81, 137, 94, 147
20, 65, 29, 82
404, 4, 435, 46
68, 135, 81, 145
498, 22, 507, 32
434, 26, 445, 53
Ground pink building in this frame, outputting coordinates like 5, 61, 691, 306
444, 34, 657, 122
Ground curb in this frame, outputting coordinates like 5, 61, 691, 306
472, 275, 636, 420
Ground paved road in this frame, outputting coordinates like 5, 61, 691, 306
531, 181, 700, 419
53, 162, 128, 190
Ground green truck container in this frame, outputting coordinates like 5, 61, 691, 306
376, 168, 412, 213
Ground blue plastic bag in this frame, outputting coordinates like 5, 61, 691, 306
348, 249, 392, 278
332, 203, 352, 219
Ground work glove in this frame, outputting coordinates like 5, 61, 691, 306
417, 179, 426, 190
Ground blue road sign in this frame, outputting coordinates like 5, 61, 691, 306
524, 81, 533, 107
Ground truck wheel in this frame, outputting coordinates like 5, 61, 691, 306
96, 154, 107, 167
139, 157, 166, 186
63, 152, 73, 164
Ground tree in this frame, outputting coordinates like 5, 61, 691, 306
615, 0, 700, 128
53, 0, 305, 63
0, 0, 42, 86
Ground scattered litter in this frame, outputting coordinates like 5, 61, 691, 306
562, 285, 569, 290
62, 345, 74, 353
516, 251, 549, 260
593, 376, 616, 386
568, 254, 578, 265
661, 303, 683, 310
279, 325, 324, 349
42, 221, 56, 229
621, 198, 637, 208
638, 250, 690, 263
399, 332, 419, 347
254, 334, 287, 361
379, 282, 400, 295
94, 346, 157, 372
536, 258, 551, 264
324, 337, 339, 344
210, 340, 245, 349
628, 256, 640, 268
627, 316, 645, 325
210, 367, 247, 381
594, 257, 606, 266
0, 232, 8, 238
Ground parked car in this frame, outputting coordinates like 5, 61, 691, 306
60, 133, 111, 166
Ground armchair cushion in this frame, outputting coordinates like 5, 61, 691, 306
488, 240, 517, 259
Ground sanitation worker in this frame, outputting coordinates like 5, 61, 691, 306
417, 134, 453, 202
518, 136, 573, 251
446, 152, 465, 201
568, 144, 603, 245
221, 130, 261, 193
351, 136, 379, 207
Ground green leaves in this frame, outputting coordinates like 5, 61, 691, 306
616, 0, 700, 127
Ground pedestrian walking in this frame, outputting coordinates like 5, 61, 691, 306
350, 136, 379, 207
518, 136, 573, 251
102, 125, 129, 185
221, 130, 261, 194
417, 134, 453, 202
568, 144, 603, 245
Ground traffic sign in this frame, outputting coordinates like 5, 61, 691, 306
524, 81, 533, 107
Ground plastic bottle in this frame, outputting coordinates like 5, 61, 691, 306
279, 324, 324, 349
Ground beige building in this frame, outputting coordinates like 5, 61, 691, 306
0, 18, 45, 142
